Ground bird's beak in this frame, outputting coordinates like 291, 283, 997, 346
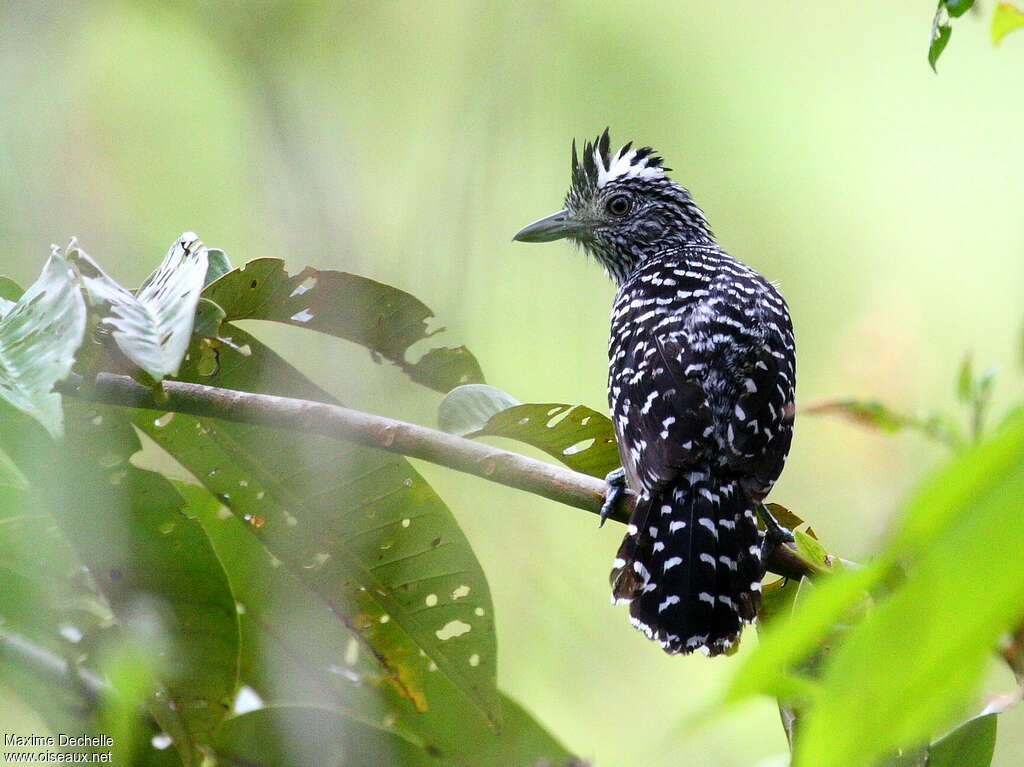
512, 209, 586, 243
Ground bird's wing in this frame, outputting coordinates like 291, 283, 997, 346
612, 321, 714, 499
723, 302, 796, 497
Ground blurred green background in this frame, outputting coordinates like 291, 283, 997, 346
2, 1, 1022, 764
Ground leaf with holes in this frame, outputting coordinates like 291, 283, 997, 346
181, 482, 575, 766
0, 401, 240, 763
69, 233, 208, 381
135, 323, 500, 728
0, 254, 86, 438
202, 258, 484, 392
447, 394, 619, 478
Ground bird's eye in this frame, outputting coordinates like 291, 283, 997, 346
606, 194, 632, 216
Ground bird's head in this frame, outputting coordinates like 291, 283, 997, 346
514, 129, 713, 284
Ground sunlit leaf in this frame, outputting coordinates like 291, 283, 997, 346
929, 713, 997, 767
203, 258, 484, 392
0, 253, 87, 438
438, 384, 521, 436
70, 233, 208, 381
794, 411, 1024, 767
135, 324, 501, 728
98, 640, 163, 765
992, 2, 1024, 44
448, 397, 619, 478
794, 531, 830, 571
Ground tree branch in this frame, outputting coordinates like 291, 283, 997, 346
67, 373, 813, 581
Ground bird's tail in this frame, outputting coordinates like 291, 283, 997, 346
610, 466, 764, 655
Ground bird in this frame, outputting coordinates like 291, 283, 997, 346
513, 129, 796, 656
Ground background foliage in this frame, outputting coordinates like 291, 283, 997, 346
1, 2, 1023, 766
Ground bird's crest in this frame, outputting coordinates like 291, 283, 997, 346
570, 128, 669, 197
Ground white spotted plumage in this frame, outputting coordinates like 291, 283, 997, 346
520, 130, 796, 656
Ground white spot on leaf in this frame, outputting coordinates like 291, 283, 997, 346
435, 620, 471, 640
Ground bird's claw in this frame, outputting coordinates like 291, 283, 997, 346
600, 467, 627, 527
757, 502, 795, 562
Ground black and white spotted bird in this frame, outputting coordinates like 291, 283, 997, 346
514, 130, 796, 656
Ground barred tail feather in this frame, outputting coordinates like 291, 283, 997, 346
610, 468, 764, 656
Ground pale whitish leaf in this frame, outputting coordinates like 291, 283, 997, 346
438, 384, 521, 436
71, 233, 208, 381
0, 253, 86, 438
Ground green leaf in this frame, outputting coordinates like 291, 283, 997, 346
192, 298, 226, 340
794, 411, 1024, 767
794, 530, 831, 571
804, 399, 912, 433
69, 233, 208, 381
957, 354, 973, 402
0, 275, 24, 306
945, 0, 975, 18
0, 402, 241, 754
724, 563, 882, 704
930, 21, 952, 71
804, 399, 964, 449
202, 258, 484, 393
929, 1, 974, 70
438, 384, 521, 436
758, 576, 801, 627
458, 400, 619, 478
135, 324, 501, 728
181, 483, 575, 766
212, 696, 577, 767
203, 248, 231, 285
212, 705, 431, 767
0, 252, 87, 438
929, 713, 997, 767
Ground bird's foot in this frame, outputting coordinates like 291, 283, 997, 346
757, 502, 795, 562
600, 467, 627, 528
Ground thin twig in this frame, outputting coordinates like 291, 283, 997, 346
65, 373, 813, 581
